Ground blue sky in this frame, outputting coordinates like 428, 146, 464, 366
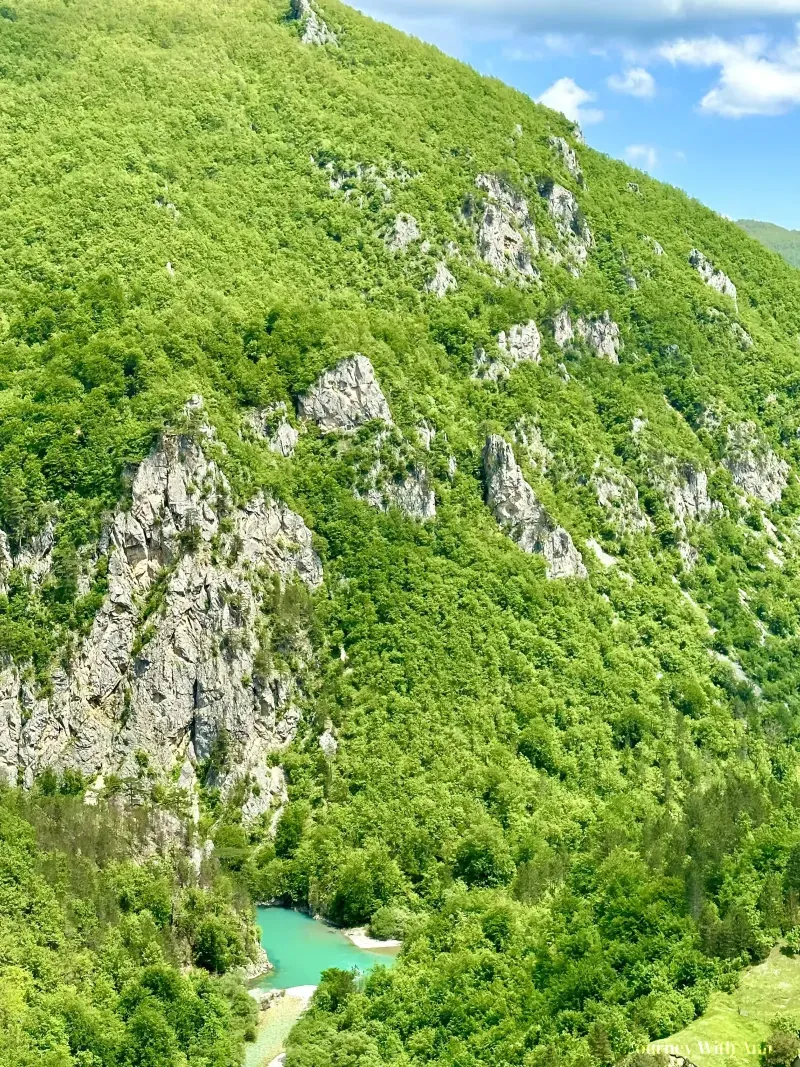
352, 1, 800, 229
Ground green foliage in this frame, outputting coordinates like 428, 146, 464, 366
0, 787, 256, 1066
738, 219, 800, 269
5, 0, 800, 1064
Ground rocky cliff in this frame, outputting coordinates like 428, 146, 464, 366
1, 414, 322, 824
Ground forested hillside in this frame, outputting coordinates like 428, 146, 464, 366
737, 219, 800, 269
5, 1, 800, 1065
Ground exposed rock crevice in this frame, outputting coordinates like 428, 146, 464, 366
482, 435, 586, 579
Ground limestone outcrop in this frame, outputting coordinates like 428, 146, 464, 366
473, 174, 538, 280
482, 435, 586, 579
553, 308, 574, 348
0, 428, 324, 813
656, 460, 716, 530
246, 403, 299, 457
513, 418, 552, 476
386, 213, 420, 252
548, 136, 584, 185
554, 309, 621, 362
592, 465, 650, 535
361, 462, 436, 521
723, 422, 789, 505
730, 322, 753, 350
689, 249, 737, 303
576, 312, 622, 362
498, 321, 541, 366
472, 347, 509, 382
538, 181, 592, 266
298, 355, 393, 432
425, 261, 458, 297
643, 236, 664, 256
290, 0, 337, 46
473, 321, 542, 381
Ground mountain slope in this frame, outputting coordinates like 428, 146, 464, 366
4, 1, 800, 1065
737, 218, 800, 268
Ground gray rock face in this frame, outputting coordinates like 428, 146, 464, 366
657, 461, 716, 530
548, 136, 584, 184
538, 181, 592, 265
14, 518, 56, 586
571, 123, 586, 145
361, 461, 436, 521
425, 262, 458, 297
246, 403, 299, 458
319, 729, 338, 759
643, 236, 664, 256
482, 435, 586, 580
0, 430, 323, 804
498, 321, 541, 366
592, 466, 650, 535
689, 249, 737, 303
472, 347, 508, 382
299, 356, 393, 433
474, 174, 538, 280
730, 322, 753, 350
723, 422, 789, 505
553, 308, 574, 348
576, 311, 622, 363
290, 0, 337, 45
0, 530, 12, 596
474, 320, 542, 382
513, 418, 552, 476
386, 213, 420, 252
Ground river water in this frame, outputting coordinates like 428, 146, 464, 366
245, 908, 400, 1067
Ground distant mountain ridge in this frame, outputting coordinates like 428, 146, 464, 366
737, 218, 800, 268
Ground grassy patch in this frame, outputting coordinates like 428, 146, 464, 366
657, 950, 800, 1067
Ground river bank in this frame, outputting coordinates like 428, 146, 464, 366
244, 907, 402, 1065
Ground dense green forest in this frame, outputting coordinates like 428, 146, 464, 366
5, 0, 800, 1064
737, 219, 800, 269
0, 785, 257, 1066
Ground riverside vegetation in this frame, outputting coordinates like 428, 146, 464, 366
5, 1, 800, 1065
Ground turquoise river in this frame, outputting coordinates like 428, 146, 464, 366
245, 908, 400, 1066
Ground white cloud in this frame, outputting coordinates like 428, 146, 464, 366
625, 144, 660, 170
538, 77, 604, 124
608, 67, 657, 97
661, 33, 800, 116
354, 1, 800, 39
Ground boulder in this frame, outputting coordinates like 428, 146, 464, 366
482, 435, 586, 579
723, 422, 788, 506
689, 249, 737, 303
425, 261, 458, 297
289, 0, 337, 45
298, 355, 393, 433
